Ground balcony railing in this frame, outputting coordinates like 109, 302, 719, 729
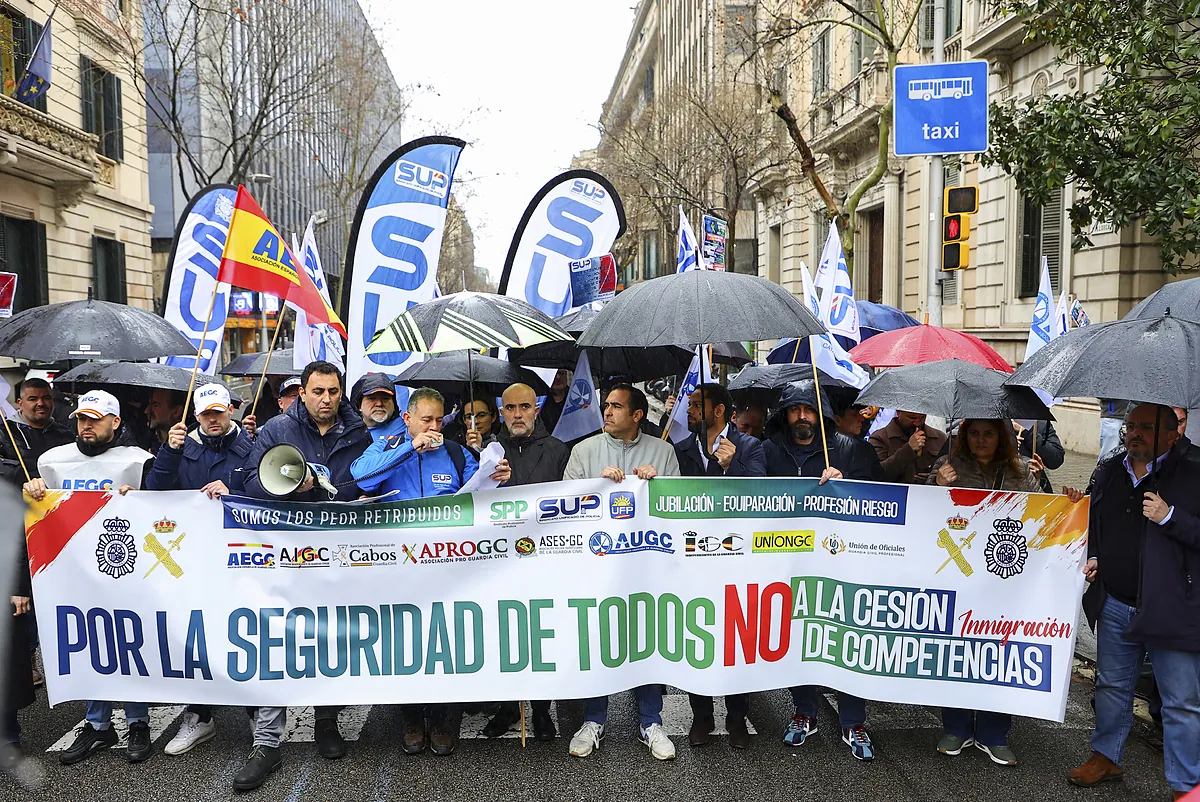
808, 55, 888, 146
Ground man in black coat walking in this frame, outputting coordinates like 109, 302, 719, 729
480, 382, 570, 742
1068, 404, 1200, 798
762, 380, 880, 762
675, 383, 765, 750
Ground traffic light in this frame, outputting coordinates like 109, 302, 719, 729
942, 186, 977, 271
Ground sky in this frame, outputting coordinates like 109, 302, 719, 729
361, 0, 636, 285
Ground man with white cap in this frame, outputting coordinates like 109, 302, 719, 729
144, 383, 254, 756
22, 390, 157, 765
277, 376, 301, 415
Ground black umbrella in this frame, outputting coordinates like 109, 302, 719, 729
395, 353, 550, 397
858, 359, 1053, 420
1006, 313, 1200, 408
711, 342, 753, 368
55, 362, 241, 402
219, 349, 299, 378
577, 270, 824, 348
1126, 278, 1200, 321
0, 296, 196, 361
729, 363, 857, 392
508, 341, 694, 383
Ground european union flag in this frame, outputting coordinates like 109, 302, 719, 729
17, 18, 52, 106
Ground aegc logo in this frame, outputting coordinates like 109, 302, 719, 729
537, 493, 602, 524
394, 160, 449, 199
226, 543, 275, 569
63, 478, 113, 490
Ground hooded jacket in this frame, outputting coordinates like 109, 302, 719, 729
563, 429, 681, 480
1085, 438, 1200, 652
145, 423, 254, 492
351, 428, 479, 500
0, 415, 74, 480
499, 418, 569, 486
244, 397, 372, 502
762, 381, 881, 480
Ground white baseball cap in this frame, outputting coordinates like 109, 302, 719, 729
280, 376, 302, 395
70, 390, 121, 420
194, 383, 233, 413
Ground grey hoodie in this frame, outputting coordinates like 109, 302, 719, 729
564, 430, 681, 480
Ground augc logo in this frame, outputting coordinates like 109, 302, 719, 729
589, 530, 674, 556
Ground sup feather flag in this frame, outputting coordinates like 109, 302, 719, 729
217, 186, 302, 299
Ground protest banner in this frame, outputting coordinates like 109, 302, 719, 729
28, 478, 1086, 721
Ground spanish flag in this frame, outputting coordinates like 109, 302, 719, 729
289, 252, 347, 338
217, 186, 302, 298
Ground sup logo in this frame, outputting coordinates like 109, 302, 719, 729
984, 517, 1028, 579
537, 493, 602, 524
95, 517, 137, 579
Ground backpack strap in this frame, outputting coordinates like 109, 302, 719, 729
445, 440, 467, 485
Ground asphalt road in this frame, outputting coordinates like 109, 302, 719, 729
2, 669, 1172, 802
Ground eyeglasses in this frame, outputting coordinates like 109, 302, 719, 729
463, 411, 493, 420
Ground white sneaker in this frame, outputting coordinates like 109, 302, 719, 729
164, 712, 216, 756
639, 723, 676, 760
569, 721, 604, 757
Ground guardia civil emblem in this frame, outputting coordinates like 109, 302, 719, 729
984, 517, 1028, 579
96, 517, 137, 579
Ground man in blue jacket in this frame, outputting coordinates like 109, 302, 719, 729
674, 383, 765, 750
236, 361, 372, 791
351, 386, 510, 756
145, 383, 252, 757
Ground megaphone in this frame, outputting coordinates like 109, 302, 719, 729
257, 444, 337, 497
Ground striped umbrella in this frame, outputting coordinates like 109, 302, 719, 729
366, 291, 573, 355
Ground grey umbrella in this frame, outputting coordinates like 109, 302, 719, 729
1006, 313, 1200, 408
395, 353, 550, 397
219, 349, 299, 378
55, 362, 241, 402
577, 270, 824, 348
0, 295, 196, 361
1126, 279, 1200, 321
858, 359, 1053, 420
728, 362, 856, 392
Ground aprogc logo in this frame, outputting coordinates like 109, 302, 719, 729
589, 530, 674, 556
227, 543, 275, 569
278, 546, 331, 568
394, 160, 449, 199
537, 493, 602, 524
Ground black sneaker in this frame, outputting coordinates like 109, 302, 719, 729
532, 706, 556, 742
314, 718, 346, 760
482, 704, 518, 738
60, 723, 117, 765
232, 745, 281, 792
126, 721, 152, 763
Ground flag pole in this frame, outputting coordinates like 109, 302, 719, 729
249, 306, 287, 419
809, 336, 831, 471
1, 416, 31, 484
184, 282, 222, 417
15, 0, 60, 90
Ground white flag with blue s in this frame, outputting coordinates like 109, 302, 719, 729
676, 206, 702, 273
815, 221, 861, 342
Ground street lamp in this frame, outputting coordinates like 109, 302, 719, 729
247, 172, 273, 185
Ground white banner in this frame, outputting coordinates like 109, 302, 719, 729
29, 478, 1086, 719
159, 185, 238, 373
290, 223, 345, 373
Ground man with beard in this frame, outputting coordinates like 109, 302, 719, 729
762, 380, 881, 761
480, 383, 570, 742
351, 373, 404, 441
674, 383, 764, 750
1069, 404, 1200, 799
144, 388, 186, 455
23, 391, 155, 765
0, 378, 73, 480
869, 409, 947, 484
237, 361, 373, 791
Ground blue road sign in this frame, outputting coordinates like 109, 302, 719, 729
893, 60, 989, 157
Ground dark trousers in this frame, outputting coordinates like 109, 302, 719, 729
689, 693, 750, 722
187, 704, 213, 722
401, 703, 463, 731
494, 700, 551, 717
314, 705, 342, 723
942, 708, 1011, 747
2, 709, 18, 744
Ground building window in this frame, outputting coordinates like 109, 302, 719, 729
0, 7, 47, 113
80, 56, 124, 161
1018, 186, 1064, 297
642, 64, 654, 103
0, 216, 48, 312
849, 0, 873, 70
92, 236, 127, 303
641, 230, 658, 280
768, 223, 781, 283
812, 28, 831, 96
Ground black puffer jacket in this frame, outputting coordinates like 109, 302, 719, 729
499, 419, 569, 486
244, 398, 371, 502
0, 416, 74, 481
762, 381, 881, 480
1085, 437, 1200, 652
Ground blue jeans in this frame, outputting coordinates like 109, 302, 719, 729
790, 687, 866, 729
1093, 595, 1200, 793
942, 708, 1011, 747
584, 685, 663, 729
85, 701, 149, 730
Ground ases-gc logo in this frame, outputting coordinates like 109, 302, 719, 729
589, 530, 674, 556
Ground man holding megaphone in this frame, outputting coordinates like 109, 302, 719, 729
236, 361, 372, 791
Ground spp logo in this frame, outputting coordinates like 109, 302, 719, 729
490, 500, 529, 525
609, 492, 635, 520
63, 478, 113, 490
570, 179, 607, 204
684, 532, 743, 557
227, 543, 275, 569
537, 493, 602, 524
589, 529, 674, 556
394, 160, 449, 199
278, 546, 331, 568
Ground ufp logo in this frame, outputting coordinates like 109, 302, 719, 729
609, 492, 635, 520
537, 493, 602, 524
394, 160, 449, 199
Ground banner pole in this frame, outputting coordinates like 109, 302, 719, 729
519, 700, 527, 748
249, 307, 288, 420
809, 337, 831, 471
1, 416, 31, 484
184, 282, 222, 416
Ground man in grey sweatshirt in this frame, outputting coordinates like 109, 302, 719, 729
563, 383, 680, 762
